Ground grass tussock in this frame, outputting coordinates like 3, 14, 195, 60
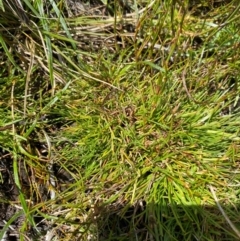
0, 0, 240, 240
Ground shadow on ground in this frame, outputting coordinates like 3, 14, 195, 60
93, 201, 240, 241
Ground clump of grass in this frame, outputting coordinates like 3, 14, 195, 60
0, 0, 240, 240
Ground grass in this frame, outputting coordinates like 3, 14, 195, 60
0, 0, 240, 240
